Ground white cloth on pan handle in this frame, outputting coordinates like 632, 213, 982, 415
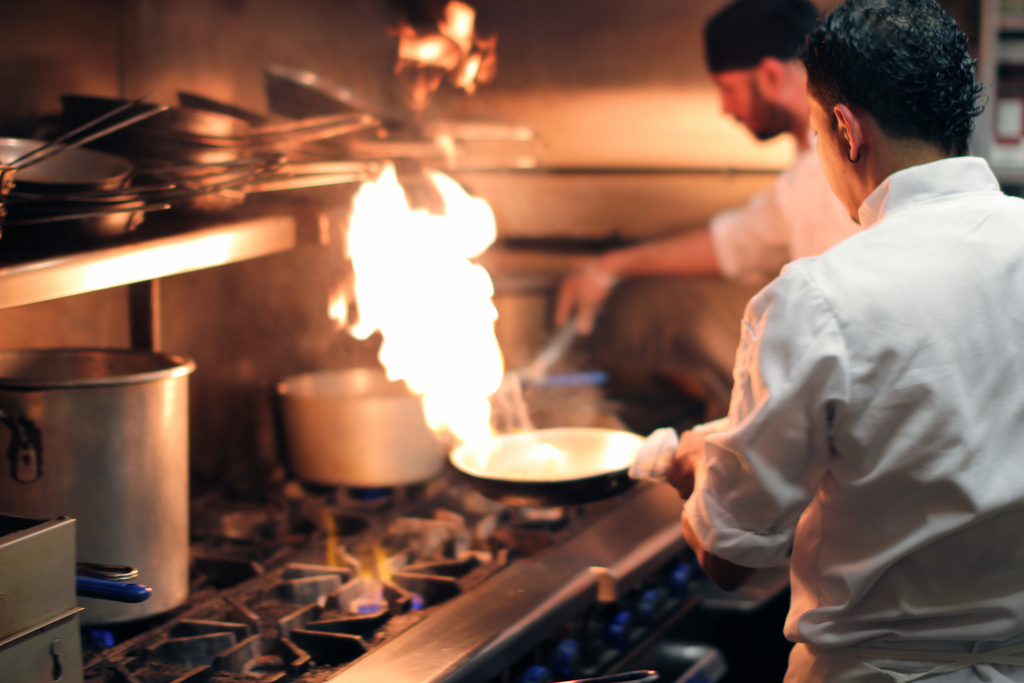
629, 419, 728, 480
629, 427, 679, 480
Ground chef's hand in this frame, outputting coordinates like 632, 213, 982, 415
665, 420, 723, 500
666, 433, 699, 499
554, 261, 619, 336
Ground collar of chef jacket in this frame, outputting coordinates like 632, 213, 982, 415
857, 156, 1000, 229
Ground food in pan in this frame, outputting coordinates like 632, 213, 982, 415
453, 428, 644, 482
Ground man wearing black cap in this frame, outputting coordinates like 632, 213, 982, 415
555, 0, 861, 336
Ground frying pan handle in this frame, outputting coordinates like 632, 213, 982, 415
558, 670, 659, 683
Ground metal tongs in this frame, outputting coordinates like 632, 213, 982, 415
491, 319, 579, 433
517, 320, 578, 386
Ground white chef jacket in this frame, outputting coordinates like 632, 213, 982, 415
710, 137, 862, 283
684, 156, 1024, 682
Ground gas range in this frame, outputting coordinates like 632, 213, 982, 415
80, 476, 703, 683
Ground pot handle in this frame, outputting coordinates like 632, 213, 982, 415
76, 562, 139, 581
0, 407, 42, 483
76, 576, 152, 603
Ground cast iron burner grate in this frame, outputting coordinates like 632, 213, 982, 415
82, 477, 599, 682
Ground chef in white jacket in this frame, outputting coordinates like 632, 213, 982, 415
666, 1, 1024, 681
556, 0, 861, 336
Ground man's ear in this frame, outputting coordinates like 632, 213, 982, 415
834, 104, 865, 162
754, 56, 787, 95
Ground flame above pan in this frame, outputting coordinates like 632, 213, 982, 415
336, 162, 503, 446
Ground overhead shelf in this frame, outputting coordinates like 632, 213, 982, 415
0, 213, 299, 310
1001, 14, 1024, 32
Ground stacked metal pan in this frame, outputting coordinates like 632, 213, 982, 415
59, 94, 382, 213
0, 137, 172, 251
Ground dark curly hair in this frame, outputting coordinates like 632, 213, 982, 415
801, 0, 984, 156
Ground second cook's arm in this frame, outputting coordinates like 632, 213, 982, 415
554, 227, 721, 334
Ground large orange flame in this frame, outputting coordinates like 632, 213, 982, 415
337, 163, 503, 445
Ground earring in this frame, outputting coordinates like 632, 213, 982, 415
848, 149, 860, 163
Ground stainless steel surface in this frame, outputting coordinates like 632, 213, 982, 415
332, 482, 686, 683
0, 349, 195, 624
614, 640, 727, 683
277, 367, 448, 487
0, 610, 84, 683
0, 515, 78, 643
0, 213, 297, 309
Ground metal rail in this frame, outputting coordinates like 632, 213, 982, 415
0, 214, 298, 311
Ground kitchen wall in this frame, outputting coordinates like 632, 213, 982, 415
0, 0, 980, 497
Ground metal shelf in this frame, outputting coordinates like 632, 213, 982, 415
1001, 14, 1024, 32
0, 213, 298, 310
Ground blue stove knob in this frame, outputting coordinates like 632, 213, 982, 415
636, 587, 661, 625
549, 638, 580, 679
668, 562, 694, 598
604, 610, 632, 649
521, 664, 552, 683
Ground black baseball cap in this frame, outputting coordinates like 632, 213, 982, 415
705, 0, 821, 73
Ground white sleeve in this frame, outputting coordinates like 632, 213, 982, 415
683, 265, 849, 568
709, 174, 794, 283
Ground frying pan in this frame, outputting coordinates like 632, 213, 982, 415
450, 428, 646, 507
179, 91, 381, 143
0, 137, 133, 192
62, 94, 250, 140
451, 426, 681, 507
265, 64, 409, 127
178, 91, 270, 126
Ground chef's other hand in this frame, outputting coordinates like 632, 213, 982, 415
554, 261, 619, 336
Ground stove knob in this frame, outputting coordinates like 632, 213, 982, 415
549, 638, 580, 680
668, 562, 695, 599
520, 664, 553, 683
635, 587, 662, 625
604, 609, 633, 649
86, 629, 116, 649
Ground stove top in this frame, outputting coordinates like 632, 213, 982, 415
79, 473, 691, 683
